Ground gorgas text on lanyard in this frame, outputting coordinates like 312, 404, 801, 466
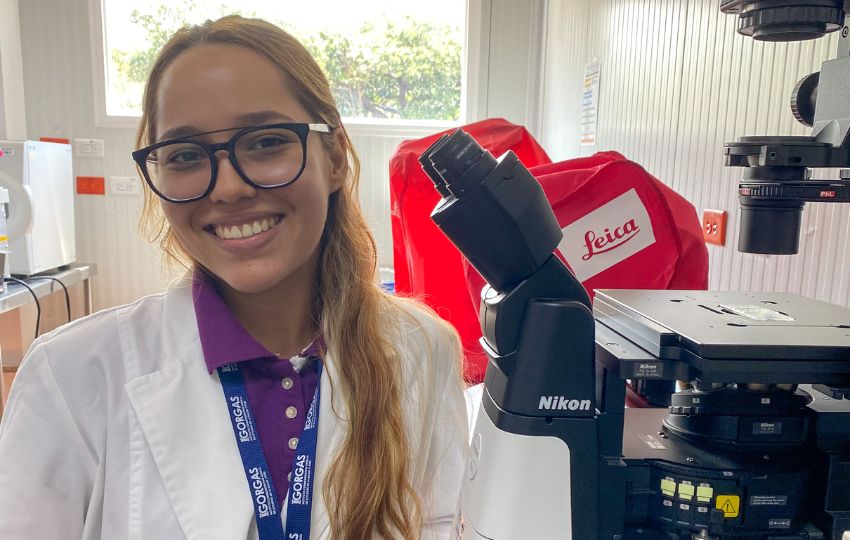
219, 361, 322, 540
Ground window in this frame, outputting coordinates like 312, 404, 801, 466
96, 0, 465, 125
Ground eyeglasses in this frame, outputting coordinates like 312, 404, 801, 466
132, 122, 331, 203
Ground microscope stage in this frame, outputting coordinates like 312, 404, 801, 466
593, 290, 850, 384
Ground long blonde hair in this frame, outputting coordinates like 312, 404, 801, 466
136, 15, 463, 539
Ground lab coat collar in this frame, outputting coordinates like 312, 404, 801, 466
125, 279, 341, 539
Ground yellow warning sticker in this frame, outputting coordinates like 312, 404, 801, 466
716, 495, 740, 518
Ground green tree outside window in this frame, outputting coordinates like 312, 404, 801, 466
109, 2, 462, 121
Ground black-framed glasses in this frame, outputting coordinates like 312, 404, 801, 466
132, 122, 331, 203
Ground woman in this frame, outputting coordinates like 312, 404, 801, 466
0, 15, 467, 540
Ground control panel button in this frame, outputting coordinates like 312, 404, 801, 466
678, 481, 695, 501
697, 483, 713, 503
661, 477, 676, 497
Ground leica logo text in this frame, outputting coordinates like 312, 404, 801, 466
582, 219, 640, 261
557, 188, 656, 281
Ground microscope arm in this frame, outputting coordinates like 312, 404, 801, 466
420, 130, 604, 538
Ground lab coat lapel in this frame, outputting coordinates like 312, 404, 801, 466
126, 350, 254, 539
310, 351, 347, 539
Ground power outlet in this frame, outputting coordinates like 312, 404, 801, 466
703, 209, 727, 246
74, 138, 104, 158
109, 176, 141, 196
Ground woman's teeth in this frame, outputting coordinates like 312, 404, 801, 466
214, 216, 280, 239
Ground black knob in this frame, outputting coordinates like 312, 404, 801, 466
791, 71, 819, 128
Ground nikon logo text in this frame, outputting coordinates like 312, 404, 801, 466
538, 395, 592, 411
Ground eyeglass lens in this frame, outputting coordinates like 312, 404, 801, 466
146, 127, 305, 201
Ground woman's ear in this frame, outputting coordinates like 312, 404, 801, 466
326, 136, 347, 193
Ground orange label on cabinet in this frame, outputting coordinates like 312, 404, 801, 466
76, 176, 106, 195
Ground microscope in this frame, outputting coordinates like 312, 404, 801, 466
418, 2, 850, 538
723, 0, 850, 254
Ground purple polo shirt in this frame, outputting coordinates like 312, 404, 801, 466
192, 270, 320, 507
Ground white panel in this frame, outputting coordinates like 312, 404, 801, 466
465, 0, 492, 123
0, 0, 27, 139
542, 0, 850, 308
485, 0, 547, 136
541, 0, 590, 160
348, 132, 414, 270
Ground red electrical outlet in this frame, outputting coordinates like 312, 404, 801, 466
702, 209, 727, 246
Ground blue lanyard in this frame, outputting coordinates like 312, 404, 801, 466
218, 361, 322, 540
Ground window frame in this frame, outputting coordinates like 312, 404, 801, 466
88, 0, 484, 137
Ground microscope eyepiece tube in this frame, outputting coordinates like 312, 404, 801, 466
427, 129, 498, 198
418, 134, 453, 198
421, 129, 572, 293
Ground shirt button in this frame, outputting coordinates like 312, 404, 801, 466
281, 377, 294, 390
289, 437, 299, 450
286, 406, 298, 419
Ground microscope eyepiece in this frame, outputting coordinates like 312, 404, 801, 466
426, 129, 498, 198
429, 129, 485, 183
419, 134, 453, 198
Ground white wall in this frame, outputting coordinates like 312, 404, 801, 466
468, 0, 548, 135
0, 0, 26, 139
542, 0, 850, 307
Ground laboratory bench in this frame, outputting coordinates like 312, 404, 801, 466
0, 264, 95, 416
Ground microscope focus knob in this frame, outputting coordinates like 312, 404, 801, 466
791, 72, 819, 128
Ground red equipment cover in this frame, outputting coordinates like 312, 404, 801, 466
390, 119, 551, 382
390, 121, 708, 383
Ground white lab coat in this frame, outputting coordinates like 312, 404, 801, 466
0, 276, 468, 539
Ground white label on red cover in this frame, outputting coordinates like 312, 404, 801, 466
557, 188, 656, 281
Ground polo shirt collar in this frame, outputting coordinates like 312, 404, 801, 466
192, 269, 276, 373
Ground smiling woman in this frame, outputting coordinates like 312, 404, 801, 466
0, 15, 468, 540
